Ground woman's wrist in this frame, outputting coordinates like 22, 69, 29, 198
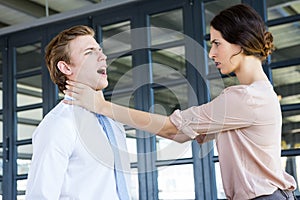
98, 100, 112, 116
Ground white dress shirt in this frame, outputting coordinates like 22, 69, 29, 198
25, 100, 131, 200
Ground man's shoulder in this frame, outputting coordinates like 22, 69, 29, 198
35, 102, 79, 133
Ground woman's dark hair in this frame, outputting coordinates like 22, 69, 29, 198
210, 4, 274, 61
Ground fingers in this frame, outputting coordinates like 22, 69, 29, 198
195, 134, 206, 144
65, 85, 80, 94
62, 99, 80, 106
62, 99, 73, 105
66, 80, 86, 89
64, 80, 86, 96
63, 89, 79, 99
63, 85, 83, 102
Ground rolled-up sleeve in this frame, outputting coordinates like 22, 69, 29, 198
170, 109, 199, 139
170, 86, 256, 139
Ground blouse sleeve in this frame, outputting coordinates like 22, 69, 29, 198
170, 86, 256, 139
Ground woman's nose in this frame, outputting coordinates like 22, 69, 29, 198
208, 48, 215, 59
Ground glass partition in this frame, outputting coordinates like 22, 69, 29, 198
152, 46, 186, 81
17, 179, 27, 199
17, 123, 38, 141
0, 46, 3, 199
0, 147, 2, 176
17, 75, 42, 107
281, 156, 300, 195
282, 109, 300, 149
156, 136, 192, 160
0, 51, 2, 110
17, 108, 42, 140
126, 129, 137, 163
154, 84, 188, 115
101, 21, 133, 94
214, 162, 226, 199
101, 21, 131, 55
154, 85, 192, 160
1, 1, 299, 199
16, 42, 42, 108
130, 168, 139, 200
269, 22, 300, 63
158, 164, 195, 199
150, 9, 183, 46
267, 0, 300, 20
17, 144, 32, 175
16, 43, 41, 73
107, 91, 135, 108
204, 0, 241, 34
106, 56, 133, 91
0, 115, 2, 145
273, 65, 300, 105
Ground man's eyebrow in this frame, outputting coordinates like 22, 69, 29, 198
83, 46, 101, 51
84, 47, 96, 51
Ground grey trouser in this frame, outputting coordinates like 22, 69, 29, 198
252, 189, 297, 200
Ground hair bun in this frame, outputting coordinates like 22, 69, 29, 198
262, 32, 275, 58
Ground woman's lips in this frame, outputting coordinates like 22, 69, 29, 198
215, 62, 221, 68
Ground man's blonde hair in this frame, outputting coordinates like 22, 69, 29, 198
45, 25, 95, 93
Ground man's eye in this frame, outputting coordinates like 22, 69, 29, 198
85, 51, 93, 55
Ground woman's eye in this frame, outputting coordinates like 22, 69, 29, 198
214, 42, 220, 46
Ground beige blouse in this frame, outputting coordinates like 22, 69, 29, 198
170, 80, 297, 200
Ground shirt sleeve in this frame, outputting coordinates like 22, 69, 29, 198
25, 115, 77, 199
170, 86, 256, 139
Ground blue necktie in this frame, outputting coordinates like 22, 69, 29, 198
96, 114, 130, 200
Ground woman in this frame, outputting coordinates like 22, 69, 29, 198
64, 4, 297, 200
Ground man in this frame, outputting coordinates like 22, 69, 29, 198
25, 25, 131, 200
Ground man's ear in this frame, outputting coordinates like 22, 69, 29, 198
57, 61, 72, 75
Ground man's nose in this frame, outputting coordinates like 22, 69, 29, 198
98, 51, 107, 61
101, 54, 107, 61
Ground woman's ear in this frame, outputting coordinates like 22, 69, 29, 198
57, 61, 72, 75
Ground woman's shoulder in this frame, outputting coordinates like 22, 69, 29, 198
221, 84, 248, 97
223, 80, 272, 94
220, 80, 275, 107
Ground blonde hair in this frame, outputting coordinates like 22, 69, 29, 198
45, 25, 95, 92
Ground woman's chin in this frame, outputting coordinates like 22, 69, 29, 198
219, 68, 233, 75
219, 69, 227, 75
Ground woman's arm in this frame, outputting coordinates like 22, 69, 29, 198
63, 81, 191, 143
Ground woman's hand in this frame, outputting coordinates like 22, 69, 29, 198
63, 80, 105, 114
63, 81, 182, 142
195, 134, 207, 144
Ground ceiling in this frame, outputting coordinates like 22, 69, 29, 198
0, 0, 102, 29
